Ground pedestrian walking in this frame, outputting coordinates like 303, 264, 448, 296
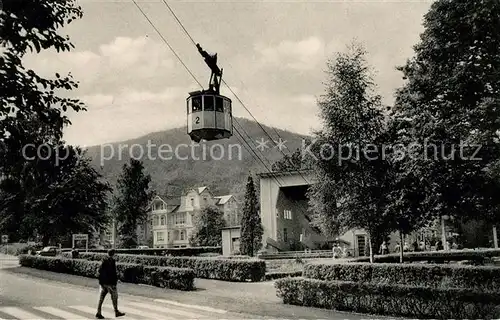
95, 249, 125, 319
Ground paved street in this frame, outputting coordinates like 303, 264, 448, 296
0, 255, 383, 319
0, 255, 268, 320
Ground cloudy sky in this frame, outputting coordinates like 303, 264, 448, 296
23, 0, 432, 147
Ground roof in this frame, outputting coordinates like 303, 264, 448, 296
148, 195, 181, 211
147, 195, 167, 209
196, 186, 208, 194
222, 225, 241, 230
257, 169, 315, 178
214, 195, 233, 205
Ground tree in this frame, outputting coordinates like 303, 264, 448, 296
189, 205, 226, 246
307, 42, 392, 263
390, 0, 500, 245
0, 144, 111, 245
0, 0, 91, 243
0, 0, 86, 142
272, 148, 309, 172
113, 159, 152, 248
381, 122, 428, 262
240, 175, 263, 256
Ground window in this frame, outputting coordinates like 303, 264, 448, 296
180, 230, 185, 240
156, 232, 164, 242
153, 216, 159, 226
160, 216, 165, 225
283, 228, 288, 242
191, 96, 202, 112
174, 213, 186, 225
284, 209, 292, 220
154, 202, 164, 211
203, 95, 214, 111
223, 99, 231, 113
167, 232, 170, 241
190, 198, 194, 206
215, 97, 224, 112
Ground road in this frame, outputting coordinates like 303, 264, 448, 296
0, 255, 380, 319
0, 255, 268, 320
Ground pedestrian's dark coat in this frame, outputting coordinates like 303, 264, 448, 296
98, 256, 118, 285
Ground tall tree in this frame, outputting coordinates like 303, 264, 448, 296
240, 175, 263, 256
189, 205, 226, 247
390, 0, 500, 241
307, 42, 391, 262
381, 122, 428, 262
0, 0, 86, 142
0, 145, 111, 245
0, 1, 110, 245
113, 159, 152, 248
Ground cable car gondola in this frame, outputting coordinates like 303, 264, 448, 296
187, 43, 233, 143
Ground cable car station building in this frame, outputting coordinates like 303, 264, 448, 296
258, 170, 370, 257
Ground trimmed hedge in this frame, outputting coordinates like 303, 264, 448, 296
81, 246, 221, 256
0, 243, 38, 256
303, 262, 500, 290
348, 249, 500, 264
265, 271, 302, 280
19, 255, 195, 291
275, 277, 500, 319
61, 252, 266, 282
259, 252, 333, 260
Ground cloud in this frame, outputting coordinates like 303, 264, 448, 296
230, 89, 320, 136
254, 36, 325, 71
64, 87, 189, 146
23, 36, 174, 93
63, 86, 320, 146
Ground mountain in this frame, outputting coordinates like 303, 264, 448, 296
83, 117, 311, 201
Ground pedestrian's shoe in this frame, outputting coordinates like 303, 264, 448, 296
95, 313, 105, 319
115, 311, 125, 317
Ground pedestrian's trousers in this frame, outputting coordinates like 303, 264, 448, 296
97, 284, 118, 312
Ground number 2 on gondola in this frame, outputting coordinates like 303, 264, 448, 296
195, 116, 200, 124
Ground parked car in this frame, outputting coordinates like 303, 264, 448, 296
35, 246, 58, 256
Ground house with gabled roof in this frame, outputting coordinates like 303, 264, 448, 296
149, 186, 239, 248
214, 195, 239, 226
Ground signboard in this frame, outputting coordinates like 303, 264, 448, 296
73, 234, 88, 241
72, 234, 89, 252
1, 235, 8, 244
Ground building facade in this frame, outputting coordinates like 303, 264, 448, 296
258, 170, 370, 257
221, 226, 241, 255
150, 187, 239, 248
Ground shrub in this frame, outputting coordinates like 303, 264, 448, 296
0, 243, 38, 256
215, 255, 254, 260
303, 262, 500, 291
348, 249, 500, 264
60, 252, 266, 282
275, 277, 500, 319
18, 255, 195, 291
80, 246, 221, 256
259, 251, 333, 260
